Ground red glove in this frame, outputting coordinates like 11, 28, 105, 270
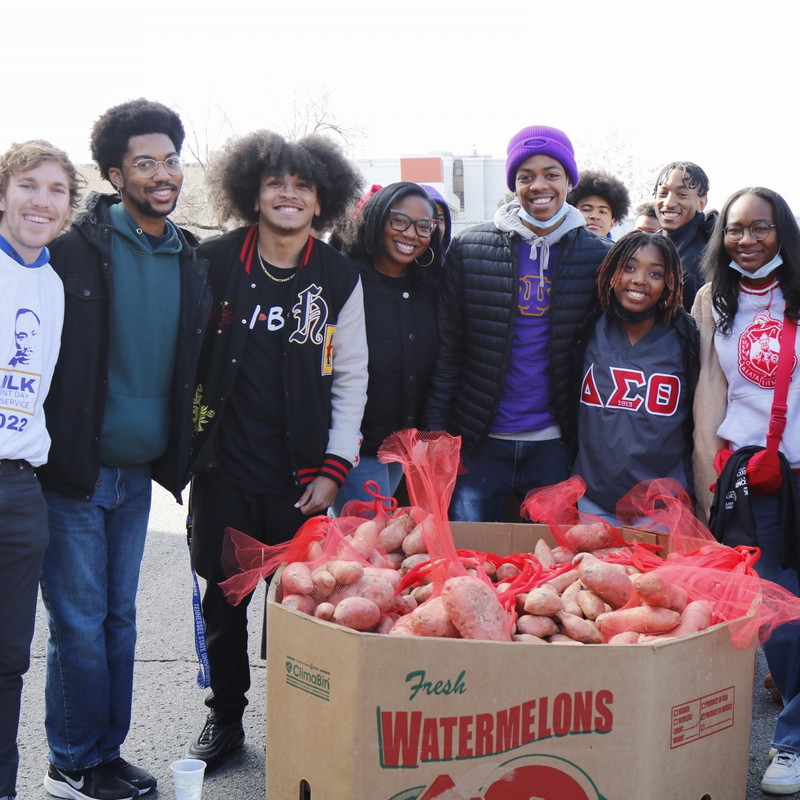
714, 447, 734, 476
746, 449, 783, 495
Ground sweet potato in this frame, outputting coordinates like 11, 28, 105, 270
281, 593, 317, 615
557, 611, 602, 644
632, 571, 689, 612
331, 574, 397, 613
496, 562, 521, 582
412, 583, 435, 604
547, 633, 583, 644
513, 633, 547, 644
481, 560, 498, 582
402, 515, 436, 556
384, 552, 405, 570
523, 585, 562, 617
395, 593, 417, 615
440, 575, 513, 642
350, 520, 379, 559
326, 559, 364, 585
410, 596, 460, 638
550, 546, 578, 565
314, 602, 335, 621
378, 518, 407, 553
332, 596, 381, 631
367, 550, 390, 568
399, 553, 430, 576
545, 567, 579, 594
575, 553, 632, 609
363, 566, 402, 591
607, 631, 641, 645
388, 614, 416, 637
374, 614, 399, 635
281, 562, 314, 596
560, 579, 583, 617
596, 606, 681, 639
639, 600, 714, 642
576, 589, 606, 621
306, 540, 324, 561
311, 568, 336, 599
515, 614, 559, 638
534, 538, 554, 568
564, 522, 617, 553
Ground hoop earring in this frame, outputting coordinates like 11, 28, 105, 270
415, 247, 435, 268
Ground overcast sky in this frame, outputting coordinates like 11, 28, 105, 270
5, 0, 798, 213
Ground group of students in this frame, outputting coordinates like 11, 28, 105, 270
0, 105, 798, 800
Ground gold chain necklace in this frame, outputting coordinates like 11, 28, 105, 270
257, 248, 295, 283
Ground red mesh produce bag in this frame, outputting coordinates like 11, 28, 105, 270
338, 480, 398, 522
378, 429, 467, 577
522, 476, 800, 648
520, 475, 627, 554
219, 515, 338, 606
219, 512, 407, 633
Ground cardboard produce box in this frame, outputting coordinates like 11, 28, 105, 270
265, 523, 756, 800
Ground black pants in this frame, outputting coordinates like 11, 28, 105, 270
190, 475, 306, 720
0, 461, 48, 796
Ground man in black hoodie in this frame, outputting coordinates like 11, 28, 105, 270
653, 160, 717, 309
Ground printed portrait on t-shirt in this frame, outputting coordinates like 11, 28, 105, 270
8, 308, 40, 367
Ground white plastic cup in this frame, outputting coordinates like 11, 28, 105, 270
170, 758, 206, 800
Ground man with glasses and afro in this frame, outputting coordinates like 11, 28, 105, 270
184, 130, 367, 770
37, 98, 211, 800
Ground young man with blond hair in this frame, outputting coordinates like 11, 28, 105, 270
0, 139, 80, 800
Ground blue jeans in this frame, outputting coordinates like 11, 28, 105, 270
40, 466, 152, 770
0, 461, 49, 797
751, 475, 800, 753
331, 457, 404, 517
450, 437, 570, 522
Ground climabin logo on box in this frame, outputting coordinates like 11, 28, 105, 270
284, 657, 330, 701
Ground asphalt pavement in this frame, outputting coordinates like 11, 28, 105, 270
13, 484, 795, 800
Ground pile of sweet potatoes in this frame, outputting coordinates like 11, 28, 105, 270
276, 510, 717, 644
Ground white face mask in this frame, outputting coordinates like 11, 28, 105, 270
728, 251, 783, 281
518, 202, 570, 230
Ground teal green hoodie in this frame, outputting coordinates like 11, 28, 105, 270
99, 203, 181, 466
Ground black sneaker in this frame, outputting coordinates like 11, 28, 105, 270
106, 758, 157, 796
185, 710, 245, 771
44, 763, 136, 800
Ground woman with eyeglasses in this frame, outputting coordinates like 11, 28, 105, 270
332, 182, 440, 513
692, 187, 800, 796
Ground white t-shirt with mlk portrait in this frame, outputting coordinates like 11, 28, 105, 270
0, 246, 64, 466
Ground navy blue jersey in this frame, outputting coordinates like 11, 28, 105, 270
572, 314, 692, 517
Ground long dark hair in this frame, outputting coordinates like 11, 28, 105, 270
597, 231, 683, 323
702, 187, 800, 334
349, 182, 441, 268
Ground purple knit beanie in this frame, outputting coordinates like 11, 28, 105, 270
505, 125, 579, 191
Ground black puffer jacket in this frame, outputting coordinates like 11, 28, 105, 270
423, 220, 611, 455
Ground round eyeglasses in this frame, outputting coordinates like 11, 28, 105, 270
128, 158, 184, 178
387, 209, 436, 238
723, 223, 777, 242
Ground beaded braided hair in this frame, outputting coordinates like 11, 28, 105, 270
597, 231, 683, 323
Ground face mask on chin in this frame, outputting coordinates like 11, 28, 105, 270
728, 251, 783, 281
518, 202, 569, 230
